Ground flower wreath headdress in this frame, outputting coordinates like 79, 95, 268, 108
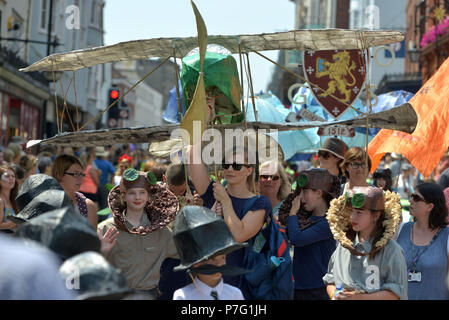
326, 187, 402, 256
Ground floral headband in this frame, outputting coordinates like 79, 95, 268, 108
326, 189, 402, 256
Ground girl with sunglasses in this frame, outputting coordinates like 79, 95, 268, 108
0, 165, 19, 234
277, 168, 341, 300
396, 182, 449, 300
257, 161, 291, 219
188, 144, 272, 299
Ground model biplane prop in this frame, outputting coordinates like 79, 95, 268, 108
21, 1, 415, 162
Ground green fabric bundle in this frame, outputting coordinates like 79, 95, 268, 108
181, 50, 243, 124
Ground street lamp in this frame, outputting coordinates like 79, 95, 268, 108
408, 45, 420, 63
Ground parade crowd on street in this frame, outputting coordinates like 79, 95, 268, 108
0, 136, 448, 301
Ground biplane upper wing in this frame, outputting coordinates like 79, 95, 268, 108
26, 102, 416, 148
20, 29, 404, 72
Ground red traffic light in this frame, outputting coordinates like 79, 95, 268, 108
110, 89, 119, 99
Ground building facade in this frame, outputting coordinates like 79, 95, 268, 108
268, 0, 350, 105
112, 60, 164, 128
350, 0, 409, 92
0, 0, 50, 146
405, 0, 449, 83
0, 0, 110, 148
28, 0, 110, 133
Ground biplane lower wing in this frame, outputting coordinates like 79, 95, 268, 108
26, 103, 416, 148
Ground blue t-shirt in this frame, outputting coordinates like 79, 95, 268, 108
286, 215, 336, 290
201, 181, 272, 298
94, 158, 116, 185
397, 222, 449, 300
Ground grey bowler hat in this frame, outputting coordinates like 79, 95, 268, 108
318, 137, 348, 159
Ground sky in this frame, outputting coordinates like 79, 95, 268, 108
103, 0, 296, 93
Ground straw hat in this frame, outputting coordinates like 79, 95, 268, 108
95, 146, 108, 157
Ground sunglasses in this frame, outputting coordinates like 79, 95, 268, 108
318, 151, 332, 159
410, 193, 427, 203
222, 163, 250, 171
64, 172, 86, 178
349, 162, 367, 169
259, 175, 280, 182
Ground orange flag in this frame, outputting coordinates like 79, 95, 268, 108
368, 57, 449, 178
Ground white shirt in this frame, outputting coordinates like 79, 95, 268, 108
173, 278, 244, 300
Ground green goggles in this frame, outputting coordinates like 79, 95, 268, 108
123, 168, 157, 185
344, 192, 366, 209
297, 173, 309, 188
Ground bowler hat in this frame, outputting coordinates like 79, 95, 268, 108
14, 206, 101, 261
59, 251, 132, 300
8, 174, 73, 224
9, 174, 72, 225
172, 206, 247, 272
318, 137, 348, 159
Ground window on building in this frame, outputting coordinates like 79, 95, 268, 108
40, 0, 57, 32
40, 0, 47, 29
90, 0, 97, 25
318, 0, 327, 27
51, 0, 58, 33
0, 10, 3, 36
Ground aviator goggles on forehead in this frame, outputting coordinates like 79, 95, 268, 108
123, 168, 157, 185
297, 173, 310, 188
345, 192, 367, 209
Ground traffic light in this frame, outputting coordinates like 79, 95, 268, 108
107, 88, 120, 128
118, 100, 130, 120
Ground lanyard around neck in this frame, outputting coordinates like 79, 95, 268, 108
409, 223, 442, 272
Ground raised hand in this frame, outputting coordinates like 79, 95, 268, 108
98, 226, 119, 255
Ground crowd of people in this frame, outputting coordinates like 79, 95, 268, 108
0, 136, 448, 301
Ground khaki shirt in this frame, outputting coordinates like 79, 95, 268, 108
98, 213, 179, 291
322, 234, 408, 300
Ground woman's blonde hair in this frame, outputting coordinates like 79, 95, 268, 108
259, 160, 291, 201
51, 154, 84, 182
19, 154, 38, 172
